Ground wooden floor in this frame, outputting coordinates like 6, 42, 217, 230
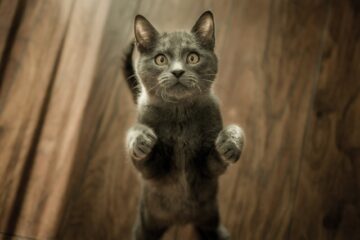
0, 0, 359, 239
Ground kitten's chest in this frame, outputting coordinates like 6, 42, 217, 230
138, 103, 222, 161
158, 120, 204, 153
169, 122, 192, 138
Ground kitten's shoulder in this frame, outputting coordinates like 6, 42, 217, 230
200, 93, 221, 110
210, 93, 221, 106
196, 93, 222, 122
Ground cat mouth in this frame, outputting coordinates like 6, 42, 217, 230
156, 82, 193, 101
171, 82, 187, 88
163, 80, 189, 91
175, 78, 198, 88
156, 78, 200, 102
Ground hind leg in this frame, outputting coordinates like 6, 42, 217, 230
194, 210, 230, 240
133, 203, 169, 240
196, 224, 230, 240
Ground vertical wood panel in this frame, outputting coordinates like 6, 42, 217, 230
0, 0, 20, 67
0, 0, 358, 239
10, 0, 113, 238
290, 0, 360, 239
58, 0, 140, 239
0, 0, 74, 235
216, 0, 330, 239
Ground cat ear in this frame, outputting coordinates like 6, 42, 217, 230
134, 15, 159, 51
191, 11, 215, 50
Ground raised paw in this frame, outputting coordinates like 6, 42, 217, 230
215, 124, 245, 163
126, 124, 157, 161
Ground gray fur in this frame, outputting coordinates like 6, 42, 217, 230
126, 11, 245, 240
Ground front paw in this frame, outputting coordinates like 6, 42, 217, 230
215, 124, 245, 163
126, 124, 157, 160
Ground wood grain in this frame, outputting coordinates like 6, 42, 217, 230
289, 0, 360, 239
0, 0, 74, 236
0, 0, 359, 239
216, 0, 331, 239
10, 0, 113, 238
0, 0, 20, 70
57, 0, 140, 239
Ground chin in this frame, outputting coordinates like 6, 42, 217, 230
164, 86, 199, 101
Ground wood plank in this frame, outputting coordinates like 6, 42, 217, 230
0, 0, 20, 67
216, 0, 330, 239
0, 0, 357, 239
0, 232, 33, 240
0, 0, 74, 235
56, 0, 141, 239
8, 0, 113, 238
289, 0, 360, 239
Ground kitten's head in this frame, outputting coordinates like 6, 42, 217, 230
134, 11, 217, 103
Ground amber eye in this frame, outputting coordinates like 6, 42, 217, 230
187, 53, 200, 64
154, 54, 168, 65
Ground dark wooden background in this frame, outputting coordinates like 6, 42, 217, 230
0, 0, 359, 239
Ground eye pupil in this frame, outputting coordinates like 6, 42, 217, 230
155, 54, 167, 65
188, 53, 199, 64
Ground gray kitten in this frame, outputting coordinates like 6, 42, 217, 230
123, 11, 245, 240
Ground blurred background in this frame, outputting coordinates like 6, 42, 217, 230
0, 0, 359, 239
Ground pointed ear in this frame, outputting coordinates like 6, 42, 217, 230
191, 11, 215, 50
134, 15, 159, 51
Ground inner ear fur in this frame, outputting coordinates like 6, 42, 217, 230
134, 15, 159, 51
191, 11, 215, 50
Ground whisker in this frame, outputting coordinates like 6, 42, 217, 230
161, 89, 171, 103
160, 89, 165, 100
155, 87, 161, 97
203, 73, 217, 76
126, 74, 137, 81
158, 77, 168, 82
201, 79, 225, 91
148, 82, 162, 92
132, 84, 141, 90
202, 79, 215, 83
196, 85, 202, 94
163, 87, 178, 103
